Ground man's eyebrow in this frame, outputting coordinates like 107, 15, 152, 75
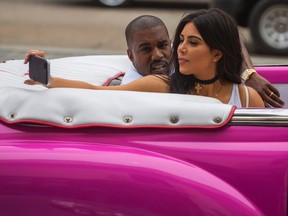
138, 39, 170, 48
158, 39, 170, 43
138, 42, 150, 48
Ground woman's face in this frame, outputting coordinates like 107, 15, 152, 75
177, 22, 221, 79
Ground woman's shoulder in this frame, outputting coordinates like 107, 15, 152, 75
120, 75, 169, 93
142, 75, 169, 84
148, 74, 168, 79
238, 84, 265, 107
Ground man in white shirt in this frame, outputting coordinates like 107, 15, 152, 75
121, 15, 172, 85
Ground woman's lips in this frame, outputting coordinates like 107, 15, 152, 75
178, 57, 188, 64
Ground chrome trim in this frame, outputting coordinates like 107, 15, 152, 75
230, 109, 288, 126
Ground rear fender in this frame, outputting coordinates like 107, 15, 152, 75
0, 143, 263, 216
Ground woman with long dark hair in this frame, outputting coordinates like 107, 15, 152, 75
169, 9, 252, 107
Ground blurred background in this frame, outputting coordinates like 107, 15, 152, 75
0, 0, 287, 64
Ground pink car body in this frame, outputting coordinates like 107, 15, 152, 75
0, 56, 287, 216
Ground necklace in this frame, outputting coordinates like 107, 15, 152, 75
215, 84, 223, 97
194, 75, 218, 95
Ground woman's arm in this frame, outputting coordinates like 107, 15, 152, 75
25, 75, 169, 93
23, 50, 169, 92
24, 77, 98, 89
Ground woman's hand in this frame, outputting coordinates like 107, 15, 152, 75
24, 50, 46, 64
24, 77, 54, 88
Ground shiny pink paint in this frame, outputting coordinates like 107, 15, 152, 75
256, 66, 288, 83
0, 123, 288, 216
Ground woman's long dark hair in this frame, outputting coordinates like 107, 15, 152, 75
169, 8, 243, 94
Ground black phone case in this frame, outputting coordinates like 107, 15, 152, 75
29, 55, 50, 85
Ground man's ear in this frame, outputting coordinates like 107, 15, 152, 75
127, 49, 134, 62
212, 50, 223, 62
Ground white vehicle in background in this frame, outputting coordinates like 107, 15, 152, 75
94, 0, 210, 7
211, 0, 288, 55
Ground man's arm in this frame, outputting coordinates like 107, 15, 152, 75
240, 39, 285, 107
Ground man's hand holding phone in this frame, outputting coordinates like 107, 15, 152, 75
24, 50, 50, 86
24, 50, 46, 64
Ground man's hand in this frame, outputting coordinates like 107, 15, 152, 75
246, 73, 285, 108
24, 49, 49, 87
24, 50, 46, 64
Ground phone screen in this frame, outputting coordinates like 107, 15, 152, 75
29, 55, 50, 85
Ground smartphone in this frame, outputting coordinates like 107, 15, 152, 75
29, 55, 50, 85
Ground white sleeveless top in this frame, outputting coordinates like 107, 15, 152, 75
121, 70, 249, 108
228, 83, 249, 108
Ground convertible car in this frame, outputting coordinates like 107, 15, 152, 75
0, 55, 287, 216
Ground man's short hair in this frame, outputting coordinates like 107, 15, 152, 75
125, 15, 168, 48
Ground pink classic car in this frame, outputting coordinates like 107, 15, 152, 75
0, 55, 287, 216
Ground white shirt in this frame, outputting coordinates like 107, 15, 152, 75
121, 64, 143, 85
